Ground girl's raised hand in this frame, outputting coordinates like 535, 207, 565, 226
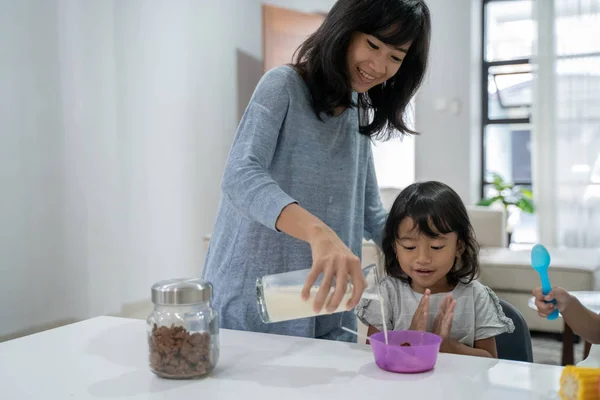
409, 289, 431, 331
433, 294, 456, 339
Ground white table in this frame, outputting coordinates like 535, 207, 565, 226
0, 316, 564, 399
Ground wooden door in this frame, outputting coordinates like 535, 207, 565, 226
262, 5, 325, 73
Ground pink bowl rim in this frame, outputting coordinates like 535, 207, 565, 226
369, 330, 443, 346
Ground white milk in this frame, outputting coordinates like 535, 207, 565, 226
379, 294, 388, 344
263, 284, 389, 345
263, 285, 353, 322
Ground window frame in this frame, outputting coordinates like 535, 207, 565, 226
481, 0, 533, 199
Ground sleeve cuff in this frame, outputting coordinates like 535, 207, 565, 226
249, 184, 297, 231
476, 326, 512, 341
355, 298, 387, 332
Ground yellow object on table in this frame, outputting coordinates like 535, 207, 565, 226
560, 366, 600, 400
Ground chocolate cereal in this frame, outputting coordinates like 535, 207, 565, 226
148, 323, 212, 379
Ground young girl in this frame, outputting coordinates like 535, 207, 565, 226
202, 0, 431, 342
356, 181, 514, 357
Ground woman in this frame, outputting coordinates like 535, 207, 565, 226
202, 0, 431, 342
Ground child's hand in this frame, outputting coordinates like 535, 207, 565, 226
409, 289, 430, 331
432, 293, 456, 339
532, 286, 572, 315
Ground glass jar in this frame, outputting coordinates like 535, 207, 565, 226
147, 278, 219, 379
256, 263, 380, 323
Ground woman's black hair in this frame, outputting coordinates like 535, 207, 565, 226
381, 181, 481, 287
292, 0, 431, 140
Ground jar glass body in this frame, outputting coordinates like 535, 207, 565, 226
147, 302, 219, 379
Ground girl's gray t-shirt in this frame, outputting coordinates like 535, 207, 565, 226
202, 65, 388, 340
355, 277, 515, 346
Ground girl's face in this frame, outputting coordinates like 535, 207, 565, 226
394, 217, 464, 294
346, 31, 410, 93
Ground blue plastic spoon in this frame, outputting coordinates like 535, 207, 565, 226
531, 244, 559, 320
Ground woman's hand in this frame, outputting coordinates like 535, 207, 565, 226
302, 224, 366, 313
409, 289, 431, 331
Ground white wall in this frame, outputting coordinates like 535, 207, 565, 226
0, 0, 337, 339
414, 0, 482, 204
114, 0, 236, 306
0, 1, 71, 336
0, 0, 476, 339
263, 0, 335, 13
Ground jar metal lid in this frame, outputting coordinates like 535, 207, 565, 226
151, 278, 213, 306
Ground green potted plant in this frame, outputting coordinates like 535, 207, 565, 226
477, 173, 535, 245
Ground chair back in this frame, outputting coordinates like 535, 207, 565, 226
496, 299, 533, 363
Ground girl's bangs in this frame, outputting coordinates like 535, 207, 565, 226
405, 198, 454, 238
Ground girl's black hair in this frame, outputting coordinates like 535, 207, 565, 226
292, 0, 431, 140
382, 181, 481, 287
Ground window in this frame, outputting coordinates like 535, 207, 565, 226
552, 3, 600, 248
482, 0, 536, 246
482, 1, 600, 246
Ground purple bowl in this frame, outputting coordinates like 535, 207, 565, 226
369, 330, 442, 373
